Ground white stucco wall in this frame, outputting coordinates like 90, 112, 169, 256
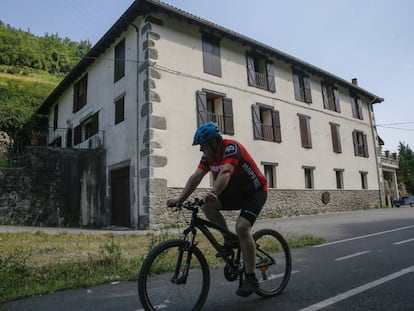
145, 15, 379, 191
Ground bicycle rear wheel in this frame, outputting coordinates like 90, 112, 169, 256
253, 229, 291, 297
138, 239, 210, 311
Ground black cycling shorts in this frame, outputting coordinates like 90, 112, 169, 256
218, 190, 267, 225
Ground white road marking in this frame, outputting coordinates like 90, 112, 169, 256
393, 238, 414, 245
314, 224, 414, 248
335, 250, 372, 261
297, 265, 414, 311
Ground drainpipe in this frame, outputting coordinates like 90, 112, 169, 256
130, 21, 141, 229
367, 96, 384, 207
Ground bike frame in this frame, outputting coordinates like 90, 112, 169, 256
176, 204, 242, 284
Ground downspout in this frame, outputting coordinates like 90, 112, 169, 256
130, 21, 141, 229
367, 96, 384, 207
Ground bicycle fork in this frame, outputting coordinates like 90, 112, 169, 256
171, 230, 197, 285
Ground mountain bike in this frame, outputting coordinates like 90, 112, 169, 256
138, 197, 292, 311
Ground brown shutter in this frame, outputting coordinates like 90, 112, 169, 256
266, 61, 276, 92
352, 130, 358, 156
322, 83, 329, 109
74, 125, 81, 145
223, 97, 234, 135
272, 110, 281, 143
196, 90, 208, 126
357, 99, 363, 120
252, 104, 262, 139
330, 123, 341, 153
363, 134, 369, 157
351, 96, 358, 118
293, 72, 302, 101
246, 54, 256, 86
299, 114, 312, 148
303, 76, 312, 103
334, 88, 340, 112
202, 35, 222, 77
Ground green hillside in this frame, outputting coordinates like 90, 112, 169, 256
0, 21, 91, 160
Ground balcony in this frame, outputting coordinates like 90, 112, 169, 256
253, 72, 268, 90
380, 151, 399, 169
206, 112, 225, 133
46, 127, 105, 149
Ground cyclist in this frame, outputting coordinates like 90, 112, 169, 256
166, 122, 268, 297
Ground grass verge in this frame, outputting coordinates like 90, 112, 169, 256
0, 230, 325, 303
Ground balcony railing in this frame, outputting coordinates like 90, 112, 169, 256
46, 127, 104, 149
261, 123, 274, 141
206, 112, 225, 133
381, 151, 399, 168
254, 72, 268, 90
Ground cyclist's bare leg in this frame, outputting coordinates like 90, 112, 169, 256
236, 217, 255, 274
201, 200, 229, 232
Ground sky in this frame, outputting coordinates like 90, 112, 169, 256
0, 0, 413, 152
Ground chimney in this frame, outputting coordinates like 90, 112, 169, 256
351, 78, 358, 86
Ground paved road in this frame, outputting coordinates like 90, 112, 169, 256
2, 206, 414, 310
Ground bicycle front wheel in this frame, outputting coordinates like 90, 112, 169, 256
138, 239, 210, 311
253, 229, 292, 297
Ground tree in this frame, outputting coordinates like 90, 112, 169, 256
397, 142, 414, 196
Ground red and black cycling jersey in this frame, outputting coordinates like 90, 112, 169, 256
198, 139, 267, 193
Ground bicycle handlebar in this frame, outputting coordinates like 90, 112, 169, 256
174, 198, 205, 212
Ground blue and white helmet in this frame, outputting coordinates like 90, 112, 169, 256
192, 122, 222, 145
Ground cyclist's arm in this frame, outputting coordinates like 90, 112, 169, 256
212, 162, 235, 195
176, 168, 208, 203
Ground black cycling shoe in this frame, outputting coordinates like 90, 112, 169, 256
236, 274, 259, 297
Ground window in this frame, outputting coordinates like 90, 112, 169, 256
330, 122, 342, 153
350, 94, 363, 120
252, 104, 281, 142
334, 169, 344, 189
73, 74, 88, 112
74, 111, 99, 145
114, 39, 125, 82
360, 171, 368, 189
53, 104, 59, 130
202, 34, 221, 77
303, 166, 315, 189
298, 114, 312, 148
115, 96, 125, 124
352, 130, 369, 157
196, 90, 234, 134
293, 70, 312, 103
322, 82, 340, 112
246, 53, 276, 92
262, 162, 278, 188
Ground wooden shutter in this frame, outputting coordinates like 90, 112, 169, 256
252, 104, 262, 139
303, 76, 312, 103
334, 88, 340, 112
299, 114, 312, 148
352, 130, 358, 156
196, 90, 208, 126
351, 96, 358, 118
246, 54, 256, 86
202, 35, 222, 77
322, 83, 329, 109
357, 99, 363, 120
266, 61, 276, 92
272, 110, 281, 143
74, 125, 81, 145
293, 72, 302, 101
91, 111, 99, 135
330, 123, 342, 153
222, 97, 234, 135
363, 134, 369, 157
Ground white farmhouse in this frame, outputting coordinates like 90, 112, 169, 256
37, 0, 385, 229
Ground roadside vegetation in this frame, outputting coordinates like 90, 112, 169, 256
0, 230, 325, 303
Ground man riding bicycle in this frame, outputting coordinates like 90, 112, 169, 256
166, 122, 268, 297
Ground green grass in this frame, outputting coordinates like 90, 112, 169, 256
0, 230, 325, 303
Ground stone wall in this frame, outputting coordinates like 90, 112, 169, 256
0, 147, 106, 227
148, 184, 380, 229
